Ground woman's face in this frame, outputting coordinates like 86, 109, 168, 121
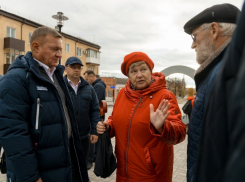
128, 63, 152, 90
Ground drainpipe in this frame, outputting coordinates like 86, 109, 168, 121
21, 19, 26, 40
75, 38, 79, 57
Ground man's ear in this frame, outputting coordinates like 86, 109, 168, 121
210, 22, 221, 40
32, 41, 40, 53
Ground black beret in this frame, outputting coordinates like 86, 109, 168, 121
184, 3, 240, 34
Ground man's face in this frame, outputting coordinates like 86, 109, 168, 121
83, 73, 88, 81
87, 74, 95, 85
65, 64, 82, 80
191, 26, 216, 65
35, 34, 62, 68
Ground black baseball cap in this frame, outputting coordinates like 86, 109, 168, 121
65, 57, 84, 66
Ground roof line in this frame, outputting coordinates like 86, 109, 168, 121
0, 9, 101, 49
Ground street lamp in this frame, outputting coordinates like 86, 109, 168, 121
52, 12, 69, 34
52, 12, 68, 64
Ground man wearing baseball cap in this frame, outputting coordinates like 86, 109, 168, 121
64, 57, 100, 176
183, 3, 240, 182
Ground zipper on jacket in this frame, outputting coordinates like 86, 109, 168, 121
126, 97, 143, 182
9, 178, 11, 182
35, 98, 40, 130
72, 134, 83, 182
75, 94, 79, 122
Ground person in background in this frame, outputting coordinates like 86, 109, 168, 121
97, 52, 186, 182
188, 92, 196, 108
183, 3, 240, 182
83, 70, 106, 169
0, 27, 89, 182
64, 57, 100, 173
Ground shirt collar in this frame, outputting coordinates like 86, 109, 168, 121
67, 77, 81, 86
34, 58, 56, 76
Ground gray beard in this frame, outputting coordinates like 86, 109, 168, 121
196, 37, 216, 65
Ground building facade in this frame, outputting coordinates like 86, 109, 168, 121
100, 76, 117, 102
0, 9, 101, 75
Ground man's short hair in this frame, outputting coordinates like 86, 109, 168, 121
200, 23, 236, 37
30, 26, 62, 46
83, 70, 96, 77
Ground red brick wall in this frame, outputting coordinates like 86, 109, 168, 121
100, 77, 117, 102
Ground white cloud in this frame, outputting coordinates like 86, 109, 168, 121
1, 0, 243, 87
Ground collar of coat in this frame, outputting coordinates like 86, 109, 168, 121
195, 38, 231, 75
124, 72, 167, 100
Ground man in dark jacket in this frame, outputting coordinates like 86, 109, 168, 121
64, 57, 100, 172
194, 2, 244, 182
83, 70, 106, 167
183, 3, 240, 182
0, 27, 89, 182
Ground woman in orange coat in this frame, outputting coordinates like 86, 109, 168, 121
97, 52, 186, 182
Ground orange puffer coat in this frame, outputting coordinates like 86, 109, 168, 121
107, 72, 186, 182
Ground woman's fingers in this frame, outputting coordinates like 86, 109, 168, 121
162, 103, 170, 115
97, 121, 106, 134
158, 99, 165, 110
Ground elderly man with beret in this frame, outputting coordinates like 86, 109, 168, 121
183, 3, 240, 182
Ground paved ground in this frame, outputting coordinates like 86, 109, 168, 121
0, 99, 188, 182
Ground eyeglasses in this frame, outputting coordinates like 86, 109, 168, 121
67, 65, 83, 70
191, 27, 209, 42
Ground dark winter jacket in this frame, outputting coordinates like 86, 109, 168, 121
92, 78, 106, 102
0, 52, 88, 182
64, 75, 100, 138
194, 3, 244, 182
187, 39, 231, 182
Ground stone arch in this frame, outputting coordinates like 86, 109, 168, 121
161, 65, 195, 80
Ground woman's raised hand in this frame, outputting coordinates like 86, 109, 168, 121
150, 99, 170, 134
97, 121, 110, 134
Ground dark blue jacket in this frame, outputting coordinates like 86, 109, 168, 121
0, 52, 88, 182
187, 46, 228, 182
194, 4, 245, 181
92, 78, 106, 102
64, 75, 100, 138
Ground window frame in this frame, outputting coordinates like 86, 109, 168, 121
65, 43, 70, 53
7, 27, 16, 38
76, 47, 82, 57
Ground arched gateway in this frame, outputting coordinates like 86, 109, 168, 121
160, 65, 196, 125
161, 65, 195, 80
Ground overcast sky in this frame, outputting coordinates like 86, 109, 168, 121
1, 0, 244, 87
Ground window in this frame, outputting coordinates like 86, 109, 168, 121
28, 33, 32, 44
4, 49, 23, 64
77, 47, 82, 57
7, 27, 16, 38
87, 49, 100, 59
65, 43, 70, 52
87, 66, 94, 71
96, 52, 100, 59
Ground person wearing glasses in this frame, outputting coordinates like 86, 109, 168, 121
64, 57, 100, 176
183, 4, 240, 182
